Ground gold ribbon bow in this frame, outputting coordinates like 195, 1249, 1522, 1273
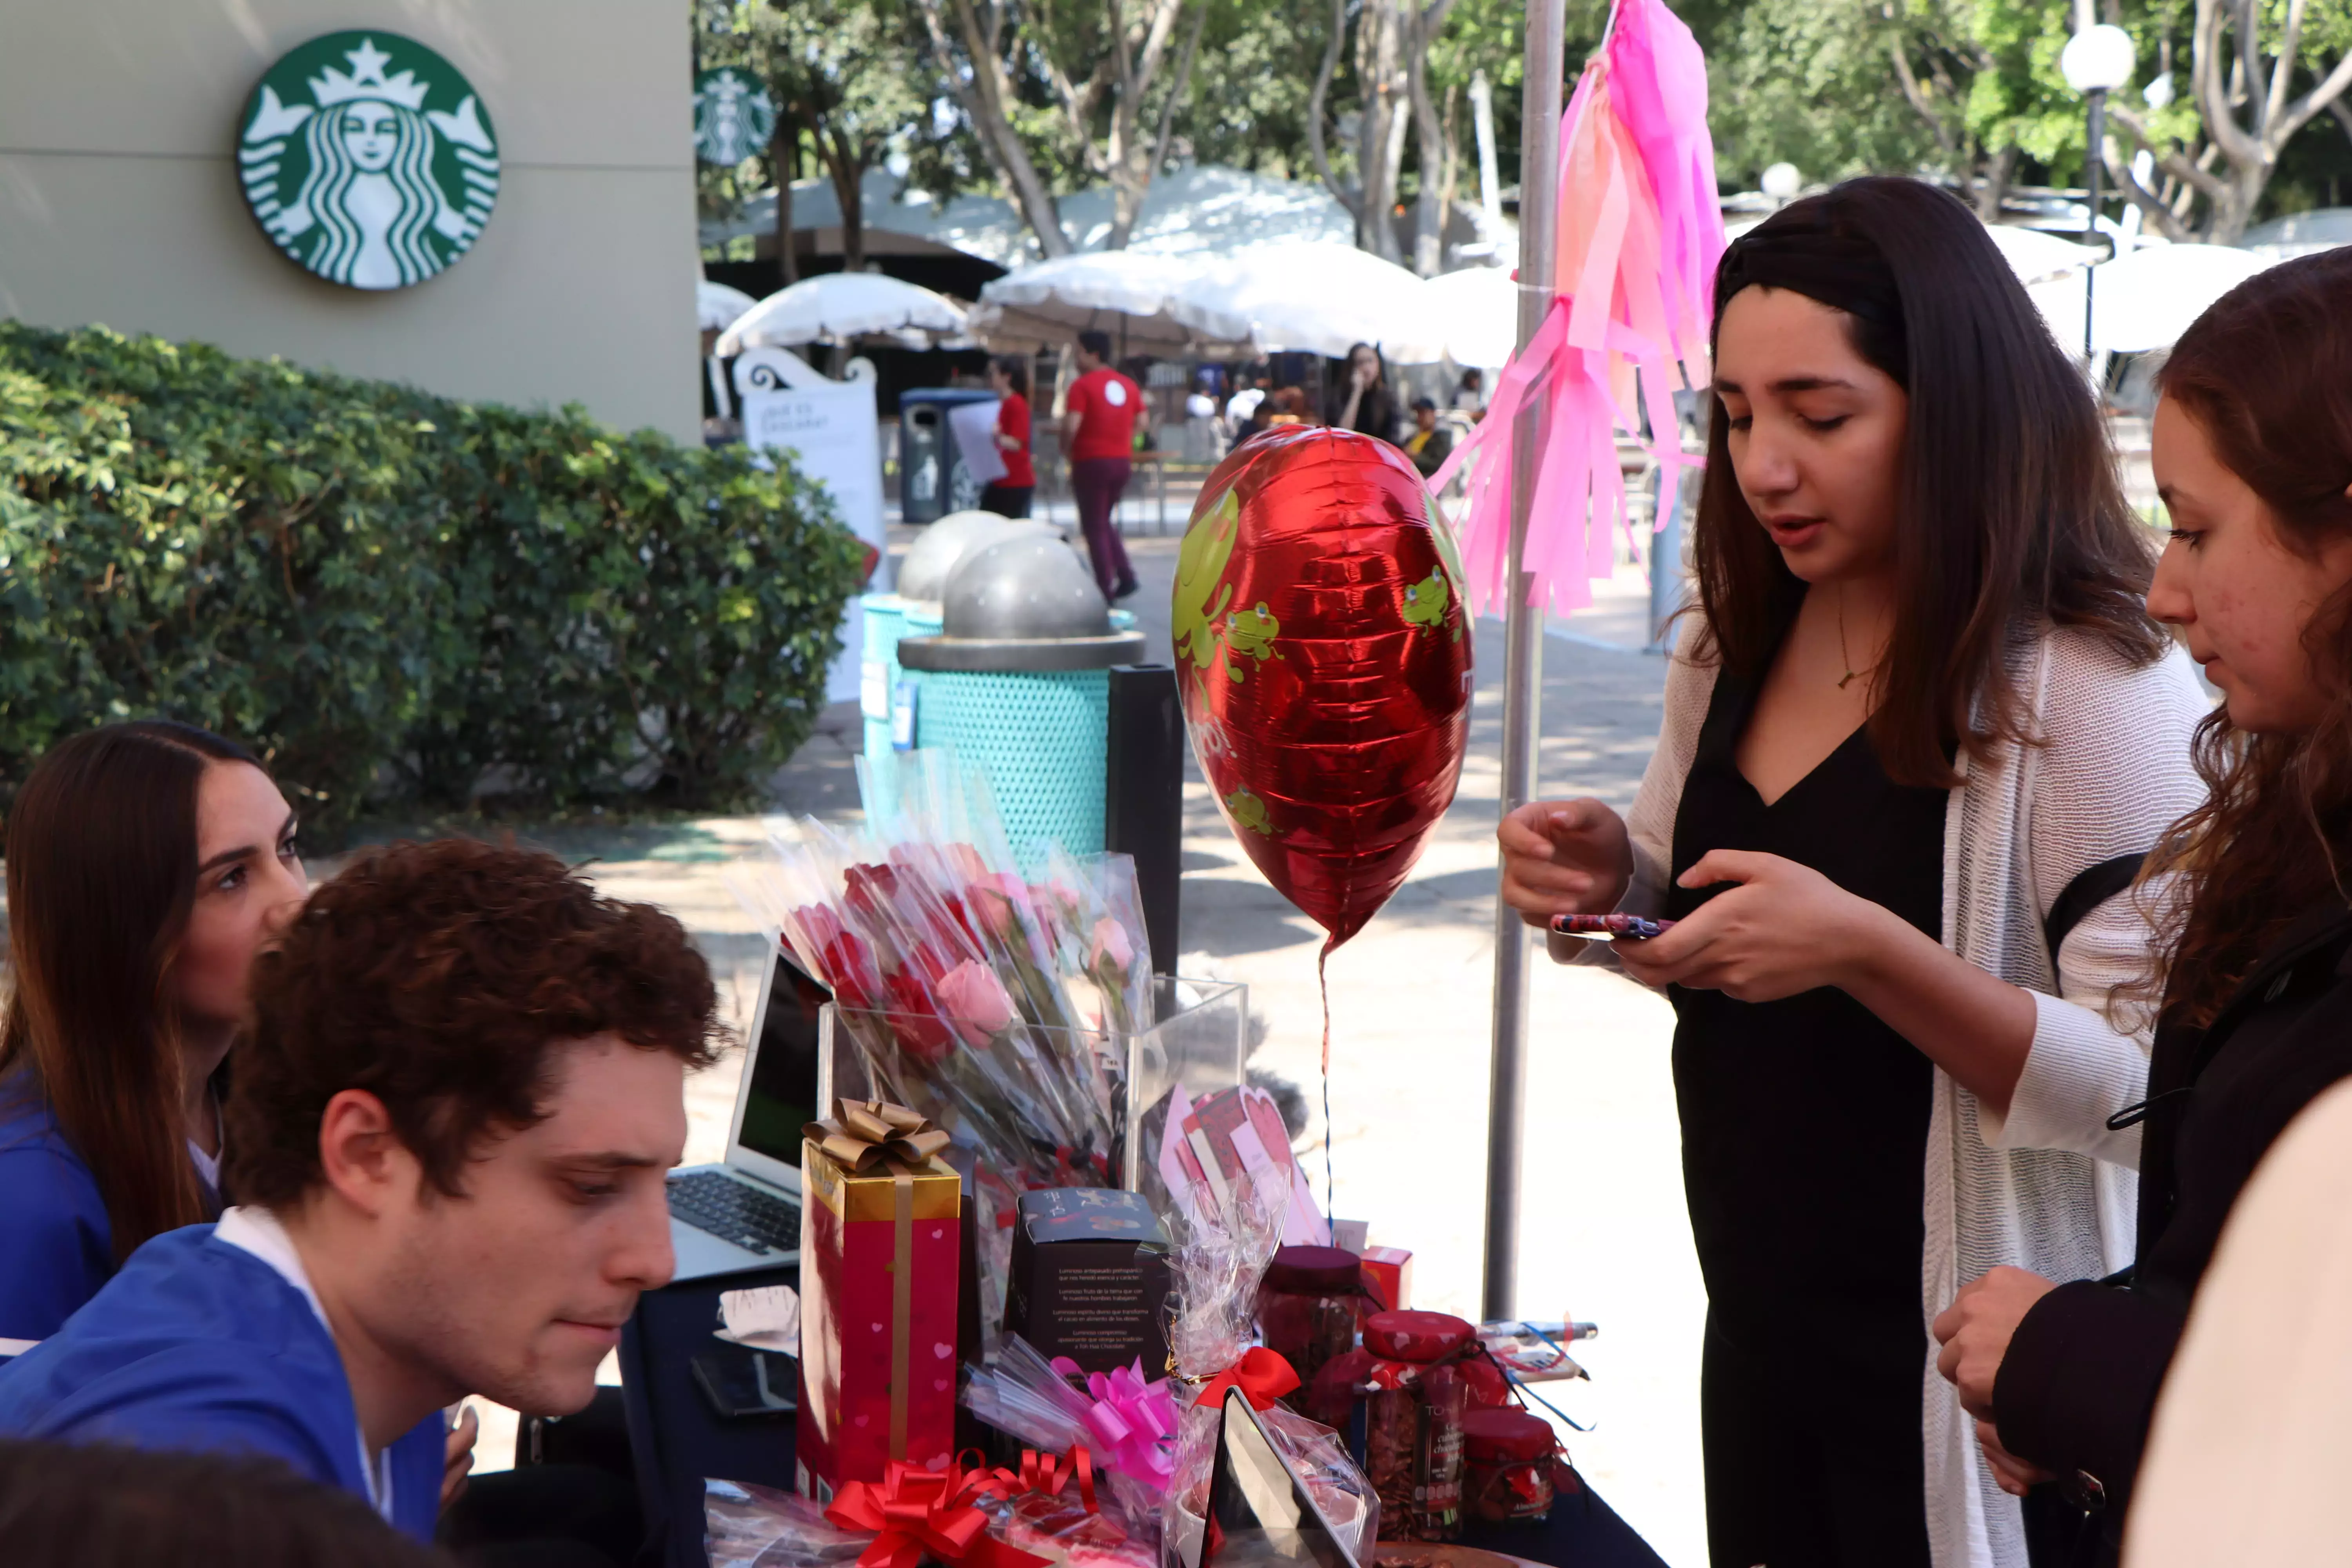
802, 1099, 952, 1174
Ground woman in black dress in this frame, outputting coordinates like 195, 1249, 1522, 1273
1497, 179, 2207, 1566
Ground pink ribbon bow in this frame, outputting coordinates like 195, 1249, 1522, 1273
1050, 1356, 1179, 1486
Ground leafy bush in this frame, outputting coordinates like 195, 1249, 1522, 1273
0, 323, 868, 837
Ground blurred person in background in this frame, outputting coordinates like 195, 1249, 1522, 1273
1455, 366, 1488, 420
1934, 245, 2352, 1567
1325, 341, 1400, 443
0, 722, 305, 1344
0, 839, 724, 1555
1060, 329, 1141, 601
980, 356, 1034, 519
1225, 368, 1267, 441
1403, 397, 1454, 477
0, 1440, 445, 1568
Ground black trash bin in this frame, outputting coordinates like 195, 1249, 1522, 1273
898, 388, 998, 524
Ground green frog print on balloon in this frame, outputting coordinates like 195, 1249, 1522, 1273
1401, 567, 1459, 641
1174, 486, 1282, 687
1225, 789, 1274, 836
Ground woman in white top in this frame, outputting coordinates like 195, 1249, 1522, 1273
1495, 178, 2206, 1568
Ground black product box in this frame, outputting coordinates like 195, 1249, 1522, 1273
1002, 1187, 1173, 1375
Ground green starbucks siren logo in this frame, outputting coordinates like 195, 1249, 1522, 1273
238, 33, 499, 290
693, 67, 777, 166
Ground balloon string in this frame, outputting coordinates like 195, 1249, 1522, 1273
1319, 938, 1335, 1222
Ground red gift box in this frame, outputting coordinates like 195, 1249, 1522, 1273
797, 1103, 965, 1495
1359, 1246, 1414, 1312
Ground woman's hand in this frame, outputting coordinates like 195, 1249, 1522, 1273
441, 1401, 479, 1512
994, 430, 1021, 452
1612, 849, 1891, 998
1975, 1418, 2053, 1498
1497, 800, 1635, 925
1932, 1265, 2058, 1421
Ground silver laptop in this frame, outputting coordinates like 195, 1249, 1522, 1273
665, 939, 823, 1282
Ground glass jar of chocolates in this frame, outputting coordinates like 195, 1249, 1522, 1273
1256, 1245, 1366, 1423
1360, 1309, 1476, 1542
1461, 1407, 1557, 1523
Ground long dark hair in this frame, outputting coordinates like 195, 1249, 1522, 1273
2140, 247, 2352, 1025
993, 354, 1031, 402
1691, 176, 2163, 787
0, 720, 263, 1259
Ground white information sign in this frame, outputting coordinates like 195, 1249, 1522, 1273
945, 397, 1008, 488
732, 347, 886, 703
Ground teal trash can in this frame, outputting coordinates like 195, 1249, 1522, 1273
895, 536, 1144, 873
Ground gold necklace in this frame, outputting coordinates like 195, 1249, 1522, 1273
1836, 586, 1860, 689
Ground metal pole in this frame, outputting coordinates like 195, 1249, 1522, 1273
1481, 0, 1566, 1323
2083, 87, 2105, 363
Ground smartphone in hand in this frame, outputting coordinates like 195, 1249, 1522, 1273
1549, 913, 1674, 942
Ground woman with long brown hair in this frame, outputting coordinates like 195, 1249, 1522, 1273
1934, 246, 2352, 1566
1497, 178, 2208, 1567
0, 720, 306, 1342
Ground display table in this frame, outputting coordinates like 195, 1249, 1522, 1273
619, 1269, 1668, 1568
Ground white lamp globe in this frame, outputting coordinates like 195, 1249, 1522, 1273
2061, 24, 2135, 94
1760, 162, 1803, 201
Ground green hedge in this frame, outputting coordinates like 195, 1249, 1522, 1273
0, 323, 869, 838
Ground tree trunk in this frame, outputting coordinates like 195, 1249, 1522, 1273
1307, 0, 1361, 220
773, 114, 799, 285
916, 0, 1073, 257
1356, 0, 1405, 261
1972, 143, 2017, 222
1406, 15, 1448, 276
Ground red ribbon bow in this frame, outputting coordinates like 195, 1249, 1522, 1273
1191, 1347, 1301, 1410
1007, 1447, 1098, 1515
823, 1457, 1047, 1568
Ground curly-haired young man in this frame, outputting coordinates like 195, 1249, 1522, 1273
0, 840, 722, 1543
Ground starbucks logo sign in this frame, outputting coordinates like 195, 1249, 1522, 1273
693, 67, 777, 167
238, 33, 499, 290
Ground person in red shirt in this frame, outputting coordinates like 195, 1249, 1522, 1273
1059, 330, 1141, 600
981, 356, 1034, 518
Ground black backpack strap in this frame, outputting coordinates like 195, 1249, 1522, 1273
2044, 852, 2147, 962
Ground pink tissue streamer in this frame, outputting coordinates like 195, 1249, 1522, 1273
1426, 0, 1728, 616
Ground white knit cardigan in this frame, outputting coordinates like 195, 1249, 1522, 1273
1572, 622, 2210, 1568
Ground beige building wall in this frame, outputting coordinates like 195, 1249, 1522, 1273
0, 1, 699, 441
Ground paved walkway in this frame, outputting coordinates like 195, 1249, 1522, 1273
385, 494, 1708, 1565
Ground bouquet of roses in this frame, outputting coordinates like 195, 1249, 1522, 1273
733, 749, 1159, 1238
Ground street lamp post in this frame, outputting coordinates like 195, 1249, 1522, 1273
2060, 21, 2136, 363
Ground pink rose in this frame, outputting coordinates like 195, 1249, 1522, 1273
937, 959, 1016, 1048
1089, 916, 1135, 972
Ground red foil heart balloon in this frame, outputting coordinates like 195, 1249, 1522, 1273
1174, 426, 1474, 950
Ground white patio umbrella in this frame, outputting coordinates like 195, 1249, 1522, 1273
716, 273, 969, 355
1169, 242, 1450, 362
968, 250, 1242, 353
1979, 223, 2102, 286
1424, 265, 1517, 368
2026, 243, 2272, 355
697, 278, 759, 333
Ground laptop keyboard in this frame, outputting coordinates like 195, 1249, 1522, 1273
667, 1172, 801, 1256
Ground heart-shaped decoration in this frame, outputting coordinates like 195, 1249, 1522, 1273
933, 1342, 953, 1360
871, 1323, 884, 1333
935, 1378, 951, 1392
1176, 428, 1472, 951
855, 1414, 870, 1428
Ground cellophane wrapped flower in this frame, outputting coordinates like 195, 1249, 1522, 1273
731, 750, 1162, 1362
1159, 1174, 1379, 1568
961, 1334, 1177, 1548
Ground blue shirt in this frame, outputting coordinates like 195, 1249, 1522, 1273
0, 1077, 115, 1343
0, 1222, 446, 1542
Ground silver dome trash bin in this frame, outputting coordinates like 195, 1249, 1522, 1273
893, 536, 1144, 870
